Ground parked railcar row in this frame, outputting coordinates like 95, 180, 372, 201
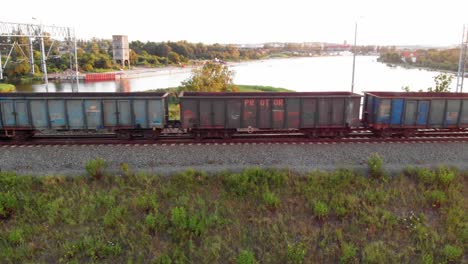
1, 91, 468, 141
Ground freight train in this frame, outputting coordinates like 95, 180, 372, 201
1, 91, 468, 141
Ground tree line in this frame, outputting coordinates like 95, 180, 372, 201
378, 48, 462, 72
0, 37, 300, 81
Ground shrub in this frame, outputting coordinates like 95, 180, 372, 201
340, 242, 358, 263
119, 163, 131, 176
171, 169, 206, 189
313, 201, 330, 219
436, 167, 456, 188
135, 194, 159, 213
7, 228, 25, 245
368, 153, 384, 179
85, 158, 108, 180
442, 245, 463, 262
103, 206, 127, 227
421, 253, 433, 264
287, 242, 306, 264
416, 168, 436, 185
363, 241, 394, 263
154, 253, 172, 264
144, 213, 167, 233
169, 205, 213, 240
223, 168, 286, 197
0, 192, 18, 219
426, 190, 446, 208
262, 190, 280, 209
237, 250, 257, 264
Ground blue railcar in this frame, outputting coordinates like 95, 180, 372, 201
0, 92, 168, 139
364, 92, 468, 136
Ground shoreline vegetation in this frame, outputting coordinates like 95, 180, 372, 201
0, 83, 15, 92
378, 48, 465, 75
0, 158, 466, 263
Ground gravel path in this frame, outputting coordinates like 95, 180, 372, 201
0, 142, 467, 175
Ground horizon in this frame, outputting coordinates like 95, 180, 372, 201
1, 0, 468, 47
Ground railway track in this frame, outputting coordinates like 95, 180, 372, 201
1, 131, 468, 146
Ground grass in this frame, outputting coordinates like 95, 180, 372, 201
0, 162, 466, 263
236, 84, 294, 92
0, 83, 15, 92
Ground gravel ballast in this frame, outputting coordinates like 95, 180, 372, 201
0, 142, 467, 175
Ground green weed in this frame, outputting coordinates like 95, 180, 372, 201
262, 190, 280, 209
7, 228, 25, 245
237, 250, 257, 264
135, 193, 159, 213
362, 241, 394, 263
340, 242, 358, 264
313, 201, 330, 220
435, 166, 456, 188
367, 153, 384, 179
442, 244, 463, 262
0, 192, 18, 219
103, 206, 127, 227
426, 190, 446, 208
287, 242, 306, 264
85, 158, 108, 180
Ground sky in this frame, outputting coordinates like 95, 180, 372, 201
2, 0, 468, 46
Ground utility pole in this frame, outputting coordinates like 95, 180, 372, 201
73, 28, 80, 92
39, 24, 48, 91
351, 22, 358, 93
0, 51, 3, 80
29, 37, 35, 74
456, 25, 467, 93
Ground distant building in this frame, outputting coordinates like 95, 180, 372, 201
112, 35, 130, 68
401, 51, 417, 63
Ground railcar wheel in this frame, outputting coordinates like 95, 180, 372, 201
117, 131, 131, 140
307, 131, 318, 139
379, 129, 392, 138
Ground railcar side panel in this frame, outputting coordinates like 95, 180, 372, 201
445, 100, 461, 126
390, 99, 404, 125
118, 100, 131, 126
148, 100, 164, 127
258, 99, 271, 128
331, 98, 345, 125
67, 100, 85, 129
85, 100, 102, 129
346, 97, 361, 127
272, 98, 285, 128
286, 98, 300, 128
1, 101, 15, 126
242, 98, 257, 128
429, 100, 445, 127
199, 100, 211, 127
301, 99, 317, 128
31, 100, 48, 128
461, 100, 468, 126
416, 101, 430, 126
212, 100, 225, 127
226, 100, 241, 129
133, 100, 147, 128
181, 99, 198, 128
404, 100, 417, 125
49, 100, 66, 129
103, 100, 117, 127
15, 101, 30, 127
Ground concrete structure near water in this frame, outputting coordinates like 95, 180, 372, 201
112, 35, 130, 68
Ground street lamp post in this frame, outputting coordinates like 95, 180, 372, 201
351, 22, 358, 93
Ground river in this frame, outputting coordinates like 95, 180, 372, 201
14, 56, 468, 94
